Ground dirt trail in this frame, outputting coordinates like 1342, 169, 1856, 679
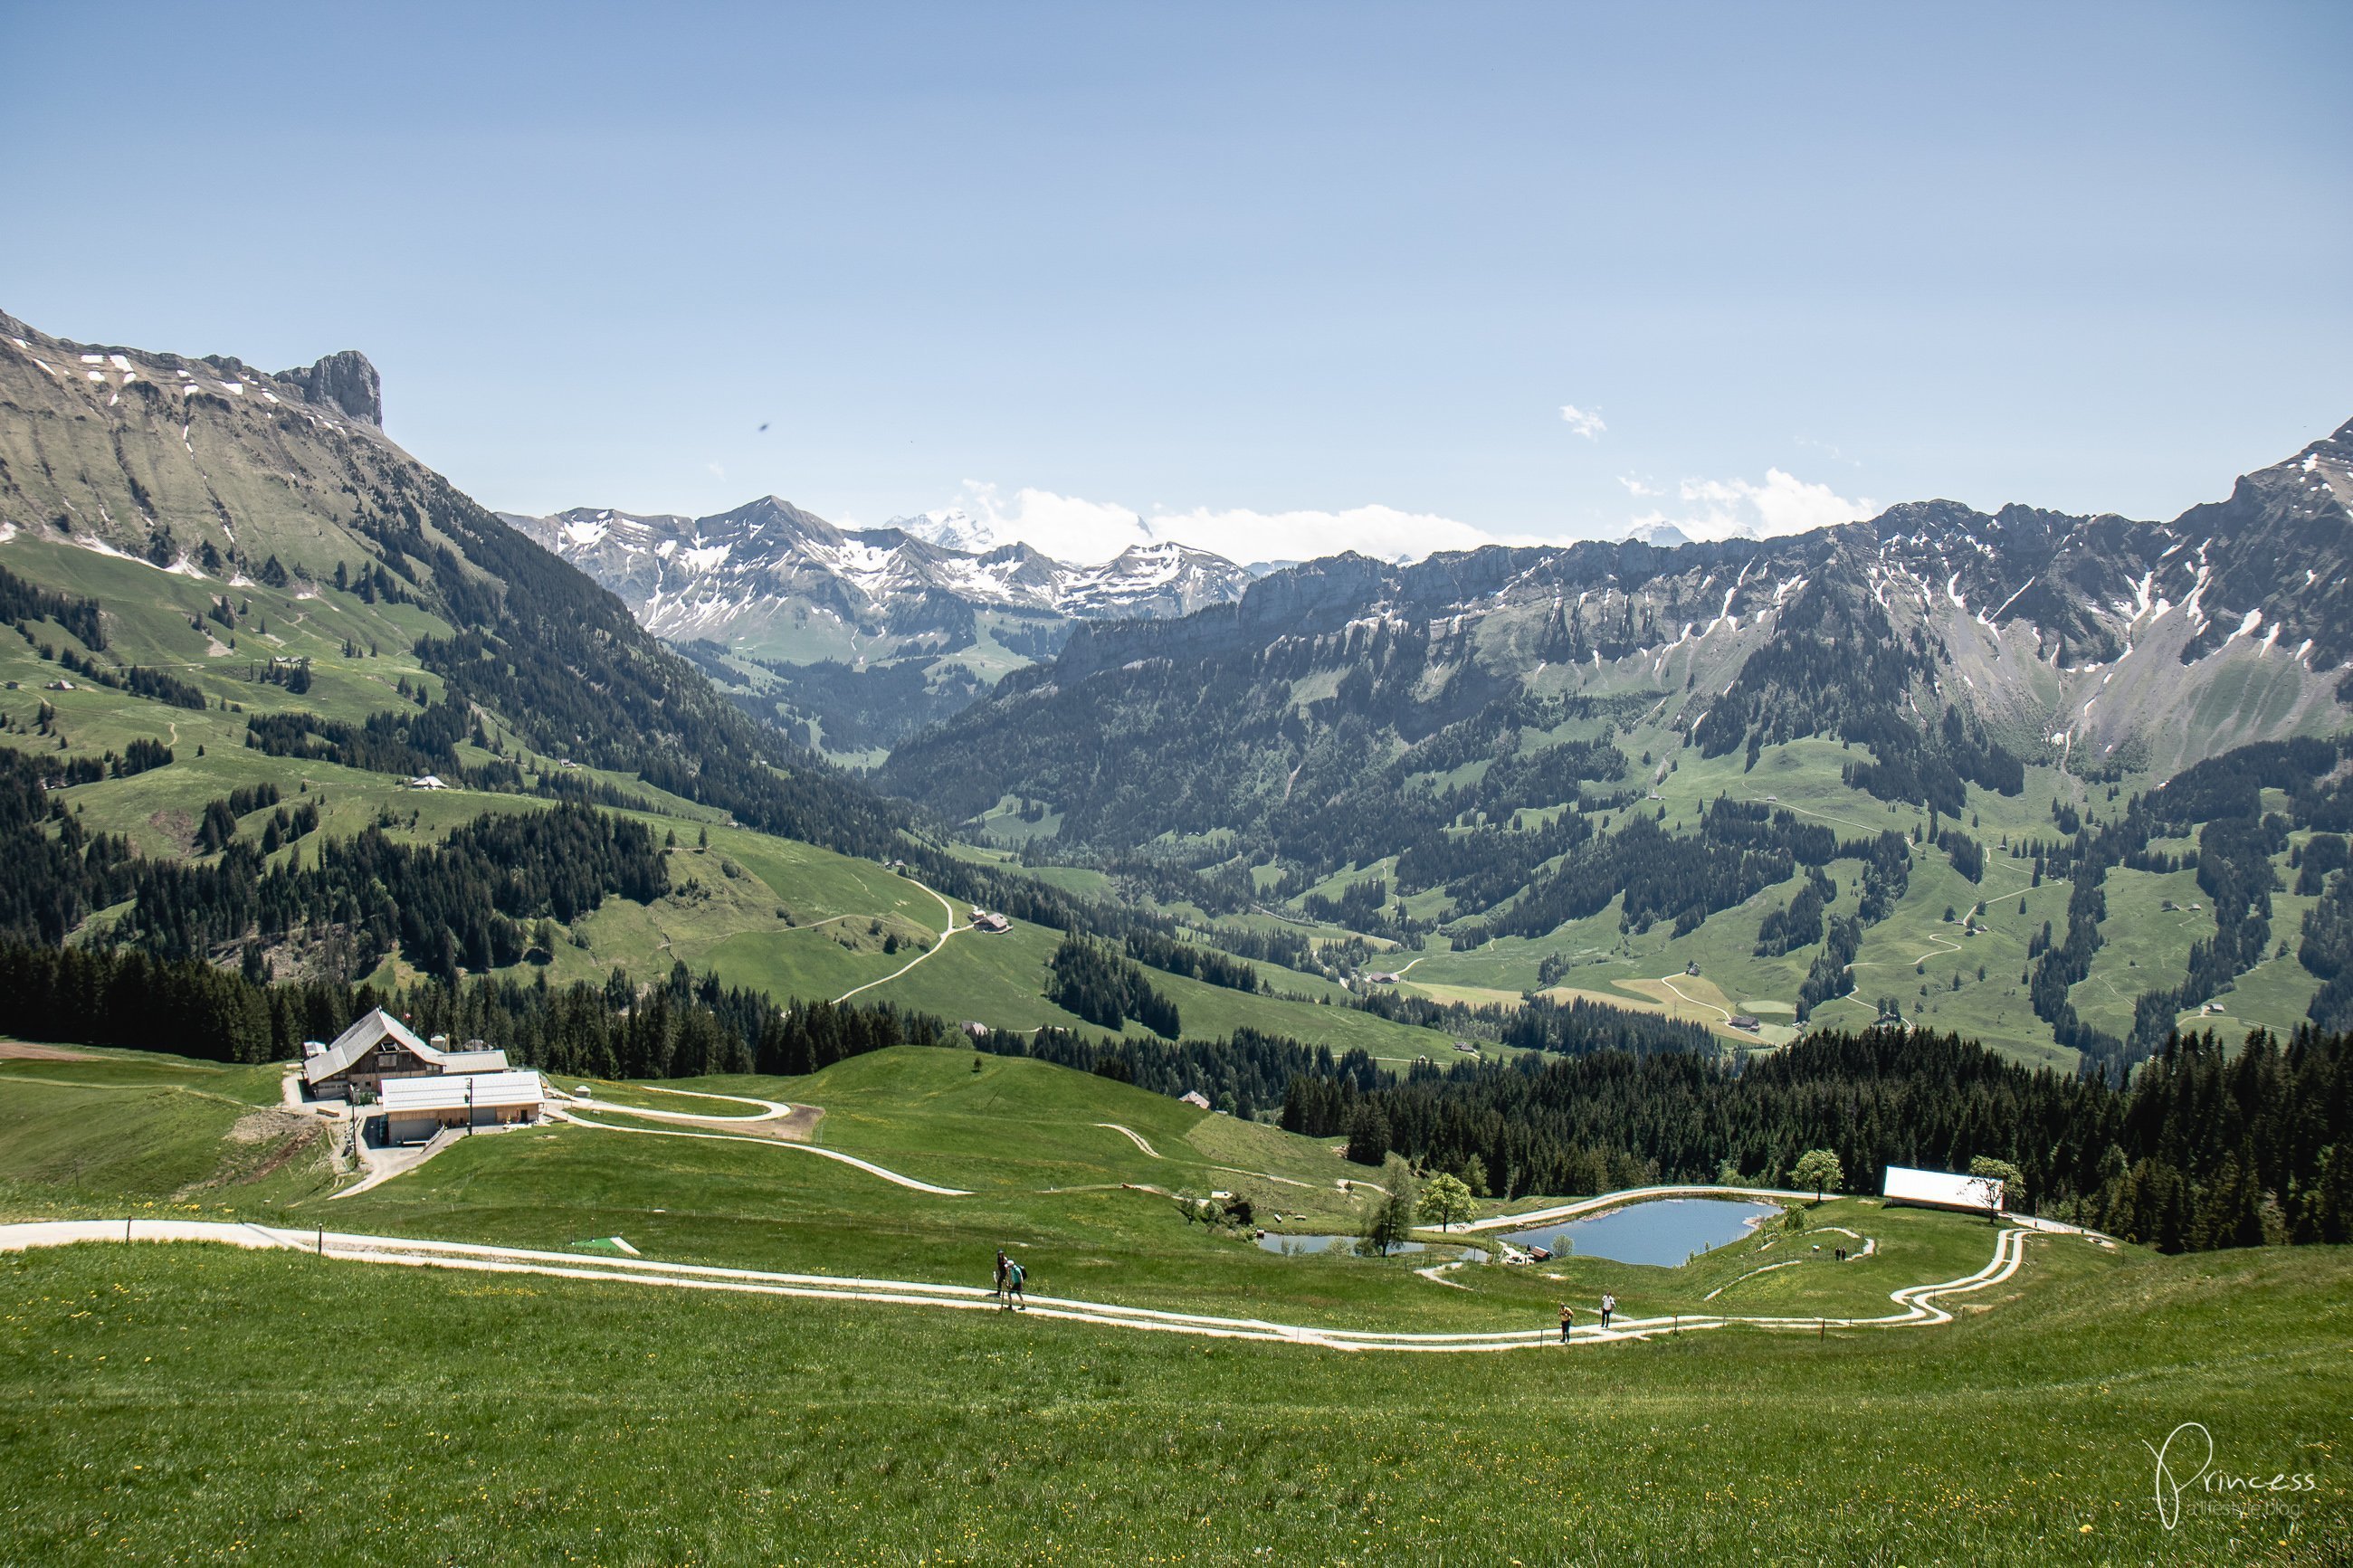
1096, 1123, 1159, 1157
834, 876, 965, 1003
552, 1110, 971, 1195
0, 1217, 2047, 1352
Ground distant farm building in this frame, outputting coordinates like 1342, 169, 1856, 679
1364, 972, 1400, 984
969, 910, 1011, 935
1881, 1164, 2003, 1214
1179, 1090, 1212, 1110
1729, 1014, 1761, 1031
300, 1009, 511, 1100
380, 1070, 548, 1143
1684, 961, 1701, 976
407, 774, 449, 790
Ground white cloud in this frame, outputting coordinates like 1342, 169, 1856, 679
1628, 469, 1872, 543
1559, 404, 1606, 440
927, 464, 1870, 569
706, 461, 727, 480
946, 480, 1501, 567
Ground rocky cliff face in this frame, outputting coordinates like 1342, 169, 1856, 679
275, 349, 382, 427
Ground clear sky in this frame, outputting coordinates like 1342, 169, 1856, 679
5, 2, 2348, 564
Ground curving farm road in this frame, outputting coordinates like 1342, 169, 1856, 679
548, 1083, 797, 1126
1458, 1183, 1816, 1233
0, 1222, 2042, 1354
1095, 1123, 1160, 1157
550, 1110, 971, 1195
834, 875, 965, 1003
0, 1213, 2049, 1354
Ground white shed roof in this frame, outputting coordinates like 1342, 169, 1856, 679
380, 1070, 546, 1115
1881, 1164, 2003, 1212
438, 1049, 510, 1073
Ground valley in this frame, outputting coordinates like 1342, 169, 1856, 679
2, 307, 2348, 1563
10, 7, 2352, 1561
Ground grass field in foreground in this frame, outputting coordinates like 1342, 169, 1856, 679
0, 1044, 2074, 1333
0, 1237, 2344, 1566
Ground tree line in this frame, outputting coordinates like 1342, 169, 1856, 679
0, 939, 953, 1081
1278, 1023, 2352, 1252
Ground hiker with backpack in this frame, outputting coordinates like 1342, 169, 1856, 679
1005, 1257, 1026, 1311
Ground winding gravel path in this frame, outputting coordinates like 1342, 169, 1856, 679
834, 876, 964, 1003
550, 1110, 972, 1195
548, 1083, 795, 1126
0, 1216, 2042, 1354
1458, 1183, 1815, 1233
1095, 1123, 1160, 1157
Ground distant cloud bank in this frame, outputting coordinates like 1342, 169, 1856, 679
894, 466, 1872, 567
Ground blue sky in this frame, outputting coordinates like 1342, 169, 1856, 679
5, 2, 2348, 564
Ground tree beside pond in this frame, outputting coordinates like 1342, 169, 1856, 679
1792, 1148, 1843, 1203
1417, 1172, 1474, 1232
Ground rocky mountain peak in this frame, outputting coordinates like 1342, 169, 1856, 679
275, 349, 382, 426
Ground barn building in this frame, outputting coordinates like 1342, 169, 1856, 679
380, 1070, 548, 1143
300, 1009, 510, 1101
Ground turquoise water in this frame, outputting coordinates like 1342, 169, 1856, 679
1499, 1198, 1779, 1267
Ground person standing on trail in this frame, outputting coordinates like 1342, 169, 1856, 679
994, 1250, 1010, 1302
1599, 1292, 1615, 1331
1558, 1303, 1573, 1344
1005, 1259, 1026, 1311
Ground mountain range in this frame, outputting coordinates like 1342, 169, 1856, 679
885, 416, 2353, 843
497, 499, 1253, 755
8, 299, 2353, 1077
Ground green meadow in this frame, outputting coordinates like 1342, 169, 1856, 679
0, 1040, 2347, 1566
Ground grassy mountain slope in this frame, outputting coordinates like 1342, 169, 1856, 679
2, 1041, 2343, 1564
876, 423, 2353, 1070
0, 311, 1481, 1060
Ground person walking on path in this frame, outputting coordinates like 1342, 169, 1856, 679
1005, 1259, 1026, 1311
994, 1250, 1010, 1305
1558, 1303, 1574, 1344
1599, 1292, 1615, 1331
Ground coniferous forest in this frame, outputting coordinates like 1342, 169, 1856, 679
1276, 1024, 2353, 1252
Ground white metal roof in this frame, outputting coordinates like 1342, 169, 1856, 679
1881, 1164, 2003, 1212
437, 1050, 510, 1072
380, 1070, 546, 1115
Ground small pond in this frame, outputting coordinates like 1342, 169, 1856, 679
1255, 1232, 1491, 1260
1257, 1232, 1424, 1256
1497, 1198, 1780, 1268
